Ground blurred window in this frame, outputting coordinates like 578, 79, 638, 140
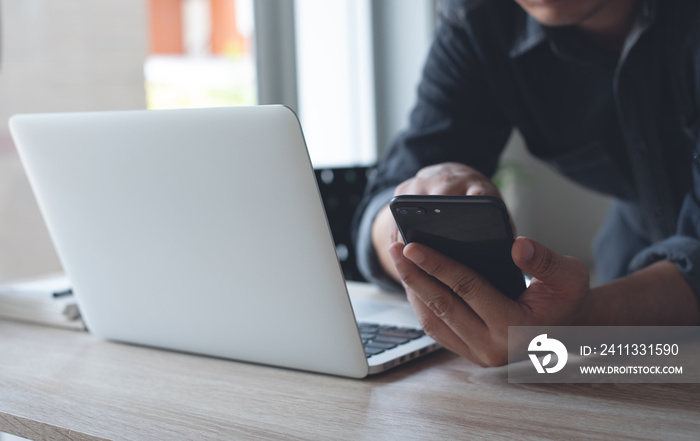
294, 0, 376, 168
146, 0, 257, 109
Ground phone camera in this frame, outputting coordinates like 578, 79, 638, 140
396, 206, 427, 216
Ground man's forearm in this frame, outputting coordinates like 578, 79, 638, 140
583, 260, 700, 326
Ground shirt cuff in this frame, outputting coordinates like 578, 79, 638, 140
355, 187, 404, 293
629, 236, 700, 297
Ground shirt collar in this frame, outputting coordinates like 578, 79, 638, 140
640, 0, 657, 28
509, 12, 547, 59
508, 0, 658, 60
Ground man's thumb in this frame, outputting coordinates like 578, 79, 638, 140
512, 236, 588, 287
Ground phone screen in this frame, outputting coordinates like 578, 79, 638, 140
390, 195, 526, 300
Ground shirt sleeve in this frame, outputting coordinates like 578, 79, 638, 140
629, 191, 700, 297
352, 3, 513, 288
628, 35, 700, 297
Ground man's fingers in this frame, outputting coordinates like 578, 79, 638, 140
404, 290, 485, 365
402, 242, 518, 323
389, 242, 488, 343
401, 162, 503, 199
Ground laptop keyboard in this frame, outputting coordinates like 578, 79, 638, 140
358, 323, 425, 358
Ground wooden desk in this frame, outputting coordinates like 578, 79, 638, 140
1, 290, 700, 440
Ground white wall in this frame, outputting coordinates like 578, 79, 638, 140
0, 0, 148, 282
371, 0, 435, 157
500, 132, 612, 268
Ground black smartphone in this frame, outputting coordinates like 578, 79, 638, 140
390, 195, 526, 300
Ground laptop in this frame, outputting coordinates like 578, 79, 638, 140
9, 105, 440, 378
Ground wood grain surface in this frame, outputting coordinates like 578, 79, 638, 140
2, 319, 699, 440
1, 309, 699, 440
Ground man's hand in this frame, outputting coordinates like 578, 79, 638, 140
372, 162, 505, 282
388, 236, 591, 367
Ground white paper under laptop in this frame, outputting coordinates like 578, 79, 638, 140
9, 106, 439, 378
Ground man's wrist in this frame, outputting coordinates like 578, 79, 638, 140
575, 260, 700, 326
356, 187, 403, 291
571, 286, 597, 326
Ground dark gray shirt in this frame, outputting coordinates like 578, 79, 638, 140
354, 0, 700, 295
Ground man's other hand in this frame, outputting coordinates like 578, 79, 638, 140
372, 162, 505, 283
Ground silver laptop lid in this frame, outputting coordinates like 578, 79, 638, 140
10, 106, 370, 378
